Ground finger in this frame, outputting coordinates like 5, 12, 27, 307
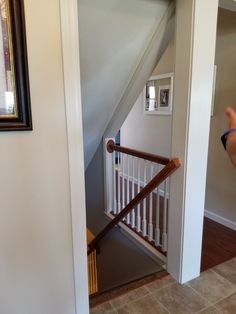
225, 107, 236, 128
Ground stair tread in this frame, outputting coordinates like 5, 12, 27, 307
90, 270, 167, 308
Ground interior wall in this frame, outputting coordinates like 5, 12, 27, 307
78, 0, 173, 168
205, 8, 236, 224
0, 1, 76, 313
120, 8, 236, 226
120, 40, 174, 157
85, 141, 105, 234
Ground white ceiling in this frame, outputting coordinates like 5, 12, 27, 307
219, 0, 236, 12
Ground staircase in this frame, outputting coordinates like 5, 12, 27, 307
87, 142, 180, 294
81, 0, 178, 297
103, 140, 180, 260
87, 229, 98, 295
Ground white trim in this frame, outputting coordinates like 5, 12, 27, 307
168, 0, 218, 284
60, 1, 89, 314
149, 72, 174, 81
211, 65, 217, 116
204, 210, 236, 231
105, 212, 167, 263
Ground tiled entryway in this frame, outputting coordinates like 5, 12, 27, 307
90, 258, 236, 313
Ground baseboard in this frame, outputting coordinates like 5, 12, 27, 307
204, 209, 236, 231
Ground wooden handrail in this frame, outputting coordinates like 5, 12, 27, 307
107, 140, 170, 165
88, 158, 181, 255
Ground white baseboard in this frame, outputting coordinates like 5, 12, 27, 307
204, 209, 236, 231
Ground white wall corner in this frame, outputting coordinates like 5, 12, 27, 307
60, 0, 89, 313
167, 0, 218, 284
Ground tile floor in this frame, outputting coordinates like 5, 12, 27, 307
90, 257, 236, 313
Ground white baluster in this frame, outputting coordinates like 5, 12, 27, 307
126, 155, 130, 224
104, 138, 115, 214
113, 150, 117, 214
122, 154, 125, 221
136, 158, 141, 232
148, 162, 154, 241
155, 164, 160, 246
117, 152, 121, 214
162, 177, 168, 252
142, 160, 147, 237
131, 157, 135, 228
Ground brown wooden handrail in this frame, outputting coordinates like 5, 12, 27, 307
88, 157, 181, 255
107, 140, 170, 165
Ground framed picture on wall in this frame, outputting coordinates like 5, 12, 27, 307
0, 0, 32, 131
144, 73, 173, 115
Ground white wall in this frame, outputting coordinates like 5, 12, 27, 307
205, 8, 236, 225
0, 1, 77, 313
120, 40, 174, 157
121, 8, 236, 228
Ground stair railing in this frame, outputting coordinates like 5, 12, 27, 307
88, 140, 181, 256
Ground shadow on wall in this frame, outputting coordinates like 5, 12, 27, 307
85, 140, 106, 234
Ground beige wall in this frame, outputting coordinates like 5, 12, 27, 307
0, 1, 76, 313
205, 8, 236, 223
120, 40, 174, 157
121, 8, 236, 225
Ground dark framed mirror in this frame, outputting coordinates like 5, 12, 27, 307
0, 0, 32, 131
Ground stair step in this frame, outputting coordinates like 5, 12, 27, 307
87, 229, 98, 295
90, 270, 167, 308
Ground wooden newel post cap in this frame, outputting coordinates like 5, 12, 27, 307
172, 158, 181, 168
107, 140, 115, 153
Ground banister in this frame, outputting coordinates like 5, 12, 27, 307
88, 158, 181, 255
107, 140, 170, 165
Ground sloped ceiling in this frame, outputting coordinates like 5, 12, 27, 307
78, 0, 173, 168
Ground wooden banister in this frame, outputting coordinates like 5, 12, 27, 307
107, 140, 170, 165
88, 158, 181, 255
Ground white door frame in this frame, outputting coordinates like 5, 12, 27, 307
59, 2, 219, 311
167, 0, 218, 283
60, 0, 89, 313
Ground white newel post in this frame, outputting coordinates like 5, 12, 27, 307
167, 0, 218, 283
104, 138, 115, 213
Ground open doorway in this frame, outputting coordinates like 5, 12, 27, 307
203, 6, 236, 271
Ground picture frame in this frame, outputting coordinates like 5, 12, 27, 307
144, 72, 173, 115
158, 85, 170, 110
0, 0, 32, 131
